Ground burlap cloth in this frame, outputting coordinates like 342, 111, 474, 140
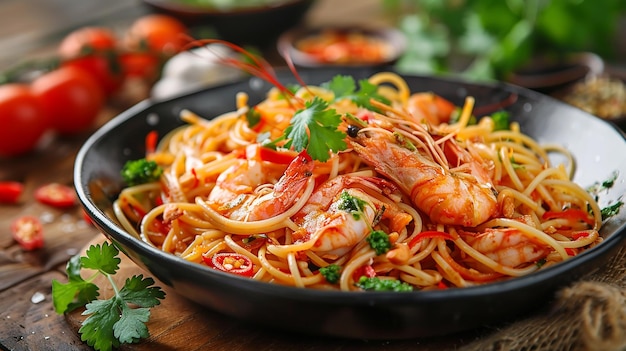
457, 244, 626, 351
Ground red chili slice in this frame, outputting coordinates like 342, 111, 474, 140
203, 252, 254, 277
0, 181, 24, 204
11, 216, 44, 251
34, 183, 77, 208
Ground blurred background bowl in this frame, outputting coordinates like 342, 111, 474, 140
142, 0, 317, 47
277, 26, 406, 67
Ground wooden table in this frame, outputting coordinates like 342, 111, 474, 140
1, 1, 625, 350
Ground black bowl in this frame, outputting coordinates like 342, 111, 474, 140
142, 0, 316, 46
75, 67, 626, 340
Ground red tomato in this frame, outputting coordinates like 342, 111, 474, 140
125, 14, 188, 55
63, 55, 124, 96
34, 183, 77, 208
119, 51, 160, 81
0, 181, 24, 203
203, 252, 255, 277
11, 216, 44, 251
58, 27, 118, 58
0, 84, 50, 157
32, 66, 105, 135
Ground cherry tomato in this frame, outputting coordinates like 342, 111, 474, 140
32, 66, 105, 135
119, 51, 160, 81
125, 14, 188, 55
11, 216, 44, 251
0, 181, 24, 204
58, 27, 118, 58
203, 252, 255, 277
0, 84, 50, 157
62, 55, 124, 96
34, 183, 77, 208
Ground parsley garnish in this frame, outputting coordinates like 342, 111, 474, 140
283, 96, 346, 162
366, 230, 392, 255
52, 242, 166, 351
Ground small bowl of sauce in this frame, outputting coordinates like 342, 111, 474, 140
278, 26, 406, 67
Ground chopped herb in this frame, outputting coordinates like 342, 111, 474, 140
356, 276, 413, 292
319, 264, 341, 284
366, 230, 392, 255
601, 200, 623, 221
337, 190, 367, 219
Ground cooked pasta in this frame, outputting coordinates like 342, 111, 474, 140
114, 72, 602, 291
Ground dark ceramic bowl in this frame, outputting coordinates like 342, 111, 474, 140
142, 0, 316, 46
75, 67, 626, 340
277, 26, 406, 67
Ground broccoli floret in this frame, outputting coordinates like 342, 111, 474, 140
121, 158, 163, 186
356, 276, 413, 292
319, 264, 341, 284
366, 230, 391, 255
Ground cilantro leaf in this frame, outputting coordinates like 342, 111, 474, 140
80, 298, 122, 351
52, 254, 99, 314
118, 275, 166, 308
114, 305, 151, 345
323, 75, 390, 111
285, 97, 346, 162
81, 242, 121, 275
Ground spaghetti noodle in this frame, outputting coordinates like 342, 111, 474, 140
114, 72, 602, 291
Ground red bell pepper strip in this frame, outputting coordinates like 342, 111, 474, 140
11, 216, 44, 251
245, 144, 297, 164
203, 252, 255, 277
0, 181, 24, 204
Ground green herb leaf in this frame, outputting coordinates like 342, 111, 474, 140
285, 96, 346, 162
323, 75, 390, 111
52, 242, 165, 351
319, 264, 341, 284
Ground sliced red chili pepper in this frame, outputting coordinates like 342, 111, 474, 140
245, 144, 297, 164
437, 281, 448, 289
542, 209, 595, 227
0, 181, 24, 204
203, 252, 254, 277
565, 248, 577, 256
34, 183, 77, 208
409, 230, 455, 249
11, 216, 44, 251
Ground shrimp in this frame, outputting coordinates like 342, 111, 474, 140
406, 92, 456, 126
463, 228, 550, 268
292, 175, 413, 259
206, 149, 313, 221
348, 131, 498, 227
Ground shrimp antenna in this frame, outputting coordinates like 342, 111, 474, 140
184, 38, 300, 101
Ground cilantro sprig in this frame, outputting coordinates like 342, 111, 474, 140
283, 96, 346, 162
52, 242, 166, 351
